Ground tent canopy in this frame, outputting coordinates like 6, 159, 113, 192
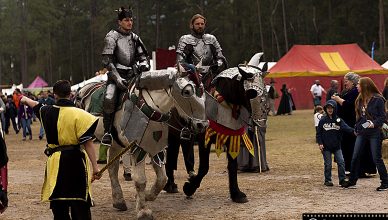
267, 43, 388, 109
27, 76, 48, 88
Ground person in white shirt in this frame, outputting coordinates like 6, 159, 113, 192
314, 105, 324, 143
310, 80, 326, 107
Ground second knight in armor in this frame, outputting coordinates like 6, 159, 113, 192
163, 14, 227, 193
176, 14, 227, 90
101, 6, 150, 146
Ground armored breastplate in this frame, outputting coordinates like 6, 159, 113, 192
115, 34, 136, 68
192, 39, 214, 66
102, 30, 136, 68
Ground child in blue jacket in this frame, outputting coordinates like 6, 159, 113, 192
316, 99, 354, 186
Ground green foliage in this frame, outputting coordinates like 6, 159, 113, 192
0, 0, 386, 86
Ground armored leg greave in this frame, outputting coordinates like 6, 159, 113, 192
101, 83, 117, 146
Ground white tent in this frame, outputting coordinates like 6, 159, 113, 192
71, 74, 107, 91
1, 84, 23, 96
259, 62, 277, 70
382, 60, 388, 69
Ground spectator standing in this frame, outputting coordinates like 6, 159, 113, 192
314, 105, 324, 143
317, 100, 354, 187
38, 91, 55, 140
18, 102, 33, 141
4, 96, 18, 135
0, 97, 5, 134
326, 80, 339, 102
310, 80, 326, 107
332, 72, 376, 175
12, 89, 22, 129
267, 78, 279, 116
277, 84, 294, 115
342, 77, 388, 191
382, 77, 388, 100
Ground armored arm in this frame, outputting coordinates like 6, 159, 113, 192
133, 34, 150, 72
102, 54, 128, 91
176, 35, 193, 65
105, 61, 128, 91
102, 33, 128, 91
208, 35, 227, 72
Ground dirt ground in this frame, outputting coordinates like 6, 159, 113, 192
1, 109, 388, 220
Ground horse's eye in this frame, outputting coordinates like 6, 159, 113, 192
182, 85, 194, 97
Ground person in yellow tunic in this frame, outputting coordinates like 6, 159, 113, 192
21, 80, 101, 219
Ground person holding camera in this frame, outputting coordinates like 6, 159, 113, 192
332, 72, 376, 176
342, 77, 388, 191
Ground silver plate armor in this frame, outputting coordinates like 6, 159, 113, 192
102, 30, 135, 68
211, 65, 268, 128
120, 99, 167, 157
176, 34, 224, 66
212, 67, 242, 82
138, 68, 177, 90
102, 30, 148, 69
205, 91, 250, 130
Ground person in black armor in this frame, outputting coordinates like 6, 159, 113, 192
101, 6, 150, 146
163, 14, 227, 193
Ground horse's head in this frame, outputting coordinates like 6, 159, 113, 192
212, 53, 269, 127
242, 52, 270, 127
170, 63, 208, 134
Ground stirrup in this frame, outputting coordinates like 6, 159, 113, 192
101, 133, 113, 146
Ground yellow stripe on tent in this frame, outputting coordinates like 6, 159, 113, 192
320, 52, 350, 72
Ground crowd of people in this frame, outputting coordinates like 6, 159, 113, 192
0, 5, 387, 219
315, 73, 388, 191
0, 89, 57, 141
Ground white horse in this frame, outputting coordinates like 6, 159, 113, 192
76, 67, 207, 219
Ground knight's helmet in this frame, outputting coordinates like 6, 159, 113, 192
117, 6, 133, 20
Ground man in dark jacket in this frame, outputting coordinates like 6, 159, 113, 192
4, 96, 18, 135
316, 99, 354, 187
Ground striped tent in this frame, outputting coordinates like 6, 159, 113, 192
267, 43, 388, 109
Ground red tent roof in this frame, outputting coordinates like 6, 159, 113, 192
27, 76, 48, 88
267, 44, 388, 109
269, 43, 388, 78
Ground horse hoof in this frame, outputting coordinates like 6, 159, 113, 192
183, 181, 198, 197
163, 182, 179, 194
231, 191, 248, 203
137, 209, 153, 220
113, 202, 128, 211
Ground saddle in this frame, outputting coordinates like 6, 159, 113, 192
75, 82, 128, 116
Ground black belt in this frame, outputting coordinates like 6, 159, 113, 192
44, 145, 80, 157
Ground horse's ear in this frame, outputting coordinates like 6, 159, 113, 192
261, 62, 268, 73
176, 62, 187, 77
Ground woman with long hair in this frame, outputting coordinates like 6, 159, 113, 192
332, 72, 376, 176
342, 77, 388, 190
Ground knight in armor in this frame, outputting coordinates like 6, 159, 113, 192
101, 6, 150, 146
176, 14, 227, 90
164, 14, 227, 193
